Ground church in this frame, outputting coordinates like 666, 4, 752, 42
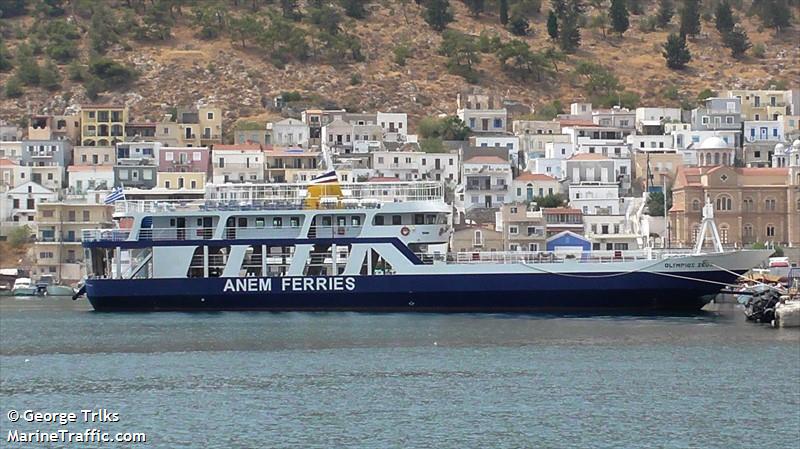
669, 140, 800, 248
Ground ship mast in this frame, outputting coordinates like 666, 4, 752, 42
693, 196, 724, 254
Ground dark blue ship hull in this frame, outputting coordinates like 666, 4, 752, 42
84, 270, 743, 312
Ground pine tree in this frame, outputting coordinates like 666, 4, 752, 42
753, 0, 791, 32
627, 0, 643, 15
508, 14, 530, 35
610, 0, 629, 34
663, 32, 691, 69
280, 0, 301, 20
40, 60, 62, 91
0, 40, 13, 72
499, 0, 509, 24
464, 0, 485, 16
547, 10, 559, 39
714, 1, 735, 34
14, 44, 40, 86
679, 0, 700, 37
424, 0, 454, 32
656, 0, 673, 27
5, 76, 23, 98
340, 0, 367, 19
557, 0, 583, 53
723, 24, 751, 59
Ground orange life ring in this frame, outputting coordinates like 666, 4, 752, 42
400, 226, 410, 236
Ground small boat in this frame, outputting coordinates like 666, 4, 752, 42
36, 275, 75, 296
774, 299, 800, 328
11, 278, 37, 296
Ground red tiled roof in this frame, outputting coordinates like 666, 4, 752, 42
0, 158, 18, 167
464, 156, 507, 164
737, 167, 789, 176
213, 144, 263, 152
568, 153, 609, 161
515, 172, 557, 182
543, 207, 582, 214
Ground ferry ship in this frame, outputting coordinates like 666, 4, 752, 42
79, 175, 771, 312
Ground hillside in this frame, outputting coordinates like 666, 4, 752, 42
0, 0, 798, 134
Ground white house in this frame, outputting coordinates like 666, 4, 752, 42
68, 165, 114, 194
457, 93, 508, 133
626, 134, 673, 151
376, 112, 408, 142
512, 173, 560, 202
372, 149, 459, 183
462, 155, 513, 209
211, 144, 265, 183
568, 183, 622, 215
269, 118, 310, 147
0, 181, 58, 232
0, 158, 31, 190
634, 107, 682, 130
744, 120, 784, 143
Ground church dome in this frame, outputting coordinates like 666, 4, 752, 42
698, 136, 730, 149
774, 143, 786, 154
792, 139, 800, 150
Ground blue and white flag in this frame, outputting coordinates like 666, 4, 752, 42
104, 186, 125, 204
310, 170, 338, 184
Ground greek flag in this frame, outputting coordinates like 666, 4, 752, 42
309, 170, 338, 184
104, 186, 125, 204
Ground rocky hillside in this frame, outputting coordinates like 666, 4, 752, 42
0, 0, 798, 135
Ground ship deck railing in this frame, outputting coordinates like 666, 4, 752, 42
417, 249, 701, 265
113, 182, 444, 215
82, 224, 371, 242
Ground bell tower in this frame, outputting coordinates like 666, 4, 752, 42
788, 140, 800, 245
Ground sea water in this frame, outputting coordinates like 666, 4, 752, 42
1, 297, 798, 448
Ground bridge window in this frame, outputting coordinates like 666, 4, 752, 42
392, 215, 402, 225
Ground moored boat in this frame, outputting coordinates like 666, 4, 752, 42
79, 178, 771, 312
11, 278, 36, 296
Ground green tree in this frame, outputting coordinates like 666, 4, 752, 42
547, 10, 559, 39
67, 60, 85, 81
308, 2, 342, 35
496, 40, 552, 81
439, 29, 480, 81
418, 115, 470, 140
83, 75, 104, 101
663, 32, 691, 69
37, 0, 65, 16
751, 0, 791, 32
715, 0, 735, 33
192, 3, 227, 39
280, 0, 301, 20
679, 0, 700, 37
89, 57, 138, 88
420, 137, 446, 153
0, 0, 27, 17
723, 24, 751, 58
656, 0, 673, 27
627, 0, 644, 14
135, 0, 174, 40
40, 59, 61, 90
4, 76, 23, 98
340, 0, 367, 19
696, 88, 716, 102
552, 0, 583, 53
499, 0, 509, 24
532, 194, 567, 208
0, 39, 12, 72
609, 0, 629, 34
425, 0, 454, 31
508, 14, 530, 35
393, 44, 411, 65
229, 16, 261, 48
646, 191, 670, 216
90, 7, 122, 53
575, 61, 619, 97
14, 44, 39, 85
7, 225, 31, 248
464, 0, 485, 16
